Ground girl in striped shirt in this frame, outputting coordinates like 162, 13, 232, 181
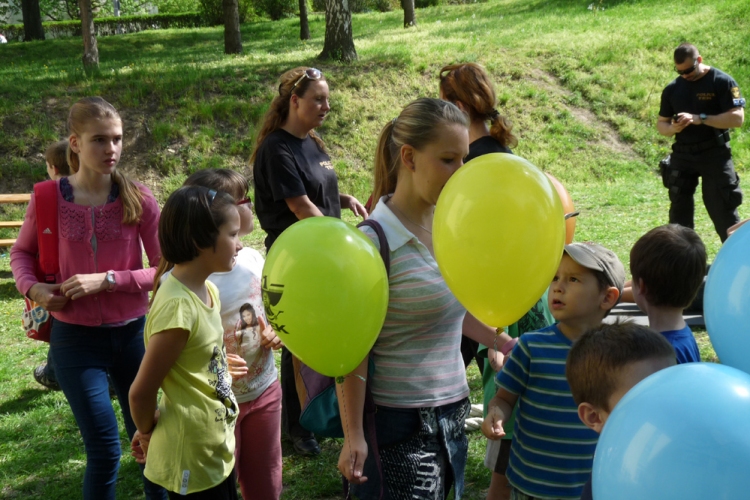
337, 98, 515, 499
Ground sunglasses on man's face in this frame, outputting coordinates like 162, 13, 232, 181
292, 68, 322, 89
675, 61, 698, 76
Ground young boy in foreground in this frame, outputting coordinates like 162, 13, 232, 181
630, 224, 706, 363
482, 243, 625, 499
566, 321, 677, 499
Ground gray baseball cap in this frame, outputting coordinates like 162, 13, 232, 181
563, 242, 626, 296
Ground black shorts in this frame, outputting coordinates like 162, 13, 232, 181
493, 439, 512, 475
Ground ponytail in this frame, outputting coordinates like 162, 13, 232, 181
439, 62, 518, 148
112, 170, 144, 225
489, 113, 518, 149
371, 120, 399, 205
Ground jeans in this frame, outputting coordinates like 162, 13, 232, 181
51, 317, 167, 500
352, 398, 470, 500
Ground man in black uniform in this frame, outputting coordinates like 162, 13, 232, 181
657, 43, 745, 242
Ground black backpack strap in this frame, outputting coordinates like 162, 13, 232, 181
357, 219, 390, 275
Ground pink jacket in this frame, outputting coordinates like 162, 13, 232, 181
10, 180, 161, 327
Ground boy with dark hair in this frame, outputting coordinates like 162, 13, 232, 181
45, 140, 71, 180
482, 242, 625, 500
630, 224, 707, 363
566, 321, 677, 500
32, 140, 72, 391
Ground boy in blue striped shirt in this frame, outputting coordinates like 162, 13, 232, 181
482, 243, 626, 500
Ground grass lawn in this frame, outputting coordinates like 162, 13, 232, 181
0, 0, 744, 496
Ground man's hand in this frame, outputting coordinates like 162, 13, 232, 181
28, 283, 69, 311
672, 112, 694, 132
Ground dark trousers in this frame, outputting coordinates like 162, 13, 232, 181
460, 336, 484, 376
666, 147, 742, 242
51, 317, 167, 500
280, 346, 314, 440
166, 468, 238, 499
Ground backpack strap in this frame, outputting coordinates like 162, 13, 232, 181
357, 219, 390, 275
33, 180, 59, 284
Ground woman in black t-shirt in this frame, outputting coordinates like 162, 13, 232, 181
250, 66, 367, 456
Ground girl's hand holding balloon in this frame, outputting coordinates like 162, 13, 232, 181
258, 316, 283, 350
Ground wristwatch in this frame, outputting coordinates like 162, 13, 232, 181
106, 270, 116, 292
699, 113, 707, 124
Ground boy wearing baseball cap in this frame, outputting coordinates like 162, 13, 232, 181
482, 243, 625, 500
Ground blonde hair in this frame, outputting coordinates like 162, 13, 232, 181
439, 63, 518, 149
371, 98, 468, 204
67, 97, 143, 225
249, 67, 327, 165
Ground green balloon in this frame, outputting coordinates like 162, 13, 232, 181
262, 217, 389, 377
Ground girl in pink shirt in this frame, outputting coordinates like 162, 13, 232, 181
10, 97, 165, 500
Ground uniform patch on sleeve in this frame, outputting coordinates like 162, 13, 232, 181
731, 87, 741, 98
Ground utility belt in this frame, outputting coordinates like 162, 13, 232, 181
673, 130, 730, 154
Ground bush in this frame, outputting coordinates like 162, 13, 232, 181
250, 0, 297, 20
0, 12, 204, 42
199, 0, 252, 25
154, 0, 201, 13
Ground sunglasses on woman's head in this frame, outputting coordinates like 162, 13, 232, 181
292, 68, 323, 89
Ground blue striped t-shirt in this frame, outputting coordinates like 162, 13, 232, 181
496, 324, 598, 499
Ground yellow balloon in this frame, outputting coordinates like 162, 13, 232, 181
433, 153, 565, 327
262, 217, 389, 377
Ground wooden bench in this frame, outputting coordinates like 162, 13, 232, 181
0, 193, 31, 248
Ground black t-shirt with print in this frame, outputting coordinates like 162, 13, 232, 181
659, 67, 744, 144
253, 129, 341, 251
464, 135, 513, 163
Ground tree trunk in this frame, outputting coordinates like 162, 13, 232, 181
319, 0, 356, 62
299, 0, 310, 40
401, 0, 415, 28
21, 0, 45, 41
79, 0, 99, 68
223, 0, 242, 54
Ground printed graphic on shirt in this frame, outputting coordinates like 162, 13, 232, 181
230, 303, 268, 381
261, 276, 289, 335
696, 92, 715, 101
732, 87, 741, 98
320, 160, 334, 170
208, 345, 238, 426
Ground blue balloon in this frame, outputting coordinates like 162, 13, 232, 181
593, 363, 750, 500
704, 222, 750, 374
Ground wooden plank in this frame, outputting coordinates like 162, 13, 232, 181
0, 221, 23, 228
0, 194, 31, 204
0, 239, 17, 247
